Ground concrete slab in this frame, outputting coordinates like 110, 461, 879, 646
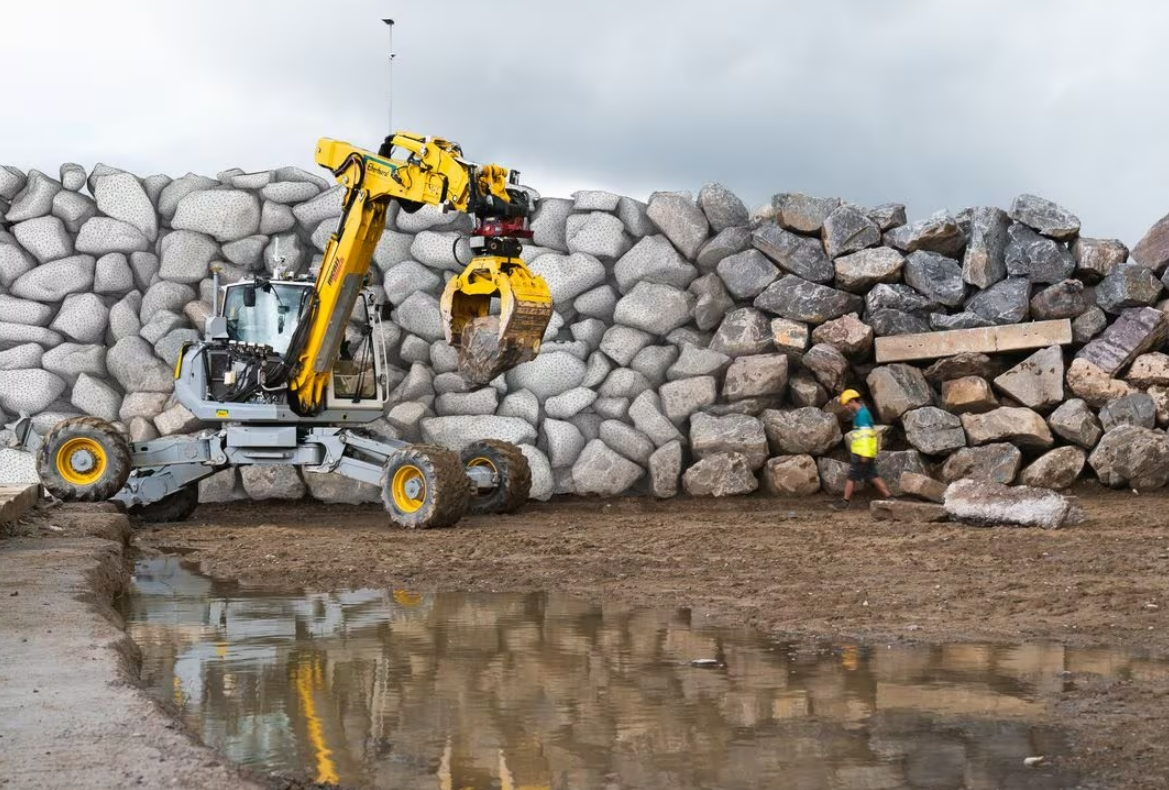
875, 319, 1073, 363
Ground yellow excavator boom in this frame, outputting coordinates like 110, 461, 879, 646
287, 135, 552, 415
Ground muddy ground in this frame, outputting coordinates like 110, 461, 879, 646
131, 487, 1169, 788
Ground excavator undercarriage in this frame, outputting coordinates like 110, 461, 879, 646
36, 133, 553, 529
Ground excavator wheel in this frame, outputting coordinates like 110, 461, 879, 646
37, 416, 132, 502
129, 486, 200, 524
460, 440, 531, 516
380, 445, 470, 529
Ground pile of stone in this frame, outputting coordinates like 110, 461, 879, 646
3, 158, 1169, 505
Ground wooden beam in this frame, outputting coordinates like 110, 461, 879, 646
874, 319, 1073, 363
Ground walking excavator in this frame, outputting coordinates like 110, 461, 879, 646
35, 133, 554, 528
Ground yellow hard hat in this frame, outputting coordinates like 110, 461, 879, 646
839, 389, 861, 405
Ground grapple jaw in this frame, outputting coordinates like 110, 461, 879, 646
439, 256, 553, 385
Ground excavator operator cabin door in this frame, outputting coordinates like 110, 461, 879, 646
222, 282, 312, 358
326, 291, 389, 412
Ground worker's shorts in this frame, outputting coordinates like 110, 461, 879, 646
848, 454, 878, 482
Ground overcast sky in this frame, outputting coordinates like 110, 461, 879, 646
4, 1, 1167, 244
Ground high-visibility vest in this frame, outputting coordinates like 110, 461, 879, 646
850, 427, 878, 459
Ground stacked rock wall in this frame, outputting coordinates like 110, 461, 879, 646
3, 160, 1169, 503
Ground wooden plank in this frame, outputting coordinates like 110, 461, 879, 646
874, 319, 1073, 363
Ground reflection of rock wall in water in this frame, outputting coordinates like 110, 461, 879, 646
121, 561, 1130, 788
5, 162, 1169, 500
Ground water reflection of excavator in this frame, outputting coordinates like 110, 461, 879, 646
36, 133, 553, 529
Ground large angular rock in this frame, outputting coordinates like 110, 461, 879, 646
722, 353, 787, 401
597, 368, 652, 400
303, 471, 380, 505
769, 317, 810, 358
517, 445, 554, 502
1047, 398, 1103, 449
613, 235, 698, 294
1077, 307, 1169, 376
961, 206, 1011, 289
773, 193, 840, 233
833, 248, 904, 293
1072, 307, 1108, 343
1089, 424, 1169, 489
119, 392, 169, 422
599, 325, 653, 367
884, 215, 965, 257
391, 291, 445, 342
965, 277, 1030, 325
993, 345, 1064, 411
648, 440, 684, 498
902, 407, 966, 456
1009, 194, 1080, 241
761, 407, 842, 456
697, 183, 749, 232
816, 457, 850, 495
903, 251, 966, 307
382, 261, 442, 306
689, 413, 768, 469
870, 500, 949, 522
1030, 279, 1089, 320
574, 284, 618, 323
873, 450, 928, 494
617, 196, 654, 238
682, 452, 758, 497
930, 312, 993, 331
960, 407, 1054, 450
613, 282, 694, 335
95, 172, 157, 242
754, 275, 863, 325
630, 345, 678, 388
810, 314, 873, 360
541, 419, 586, 468
1095, 264, 1163, 314
942, 443, 1022, 485
924, 354, 1002, 386
821, 205, 880, 259
688, 273, 736, 332
900, 472, 948, 503
12, 216, 73, 263
658, 376, 718, 425
1004, 223, 1075, 284
0, 448, 38, 486
530, 198, 572, 252
572, 190, 620, 212
565, 212, 631, 261
944, 479, 1075, 529
0, 324, 63, 351
865, 283, 938, 315
140, 281, 195, 324
866, 364, 933, 423
0, 166, 28, 201
0, 296, 53, 327
505, 352, 587, 403
1019, 446, 1087, 490
646, 193, 709, 260
158, 174, 219, 221
573, 439, 644, 496
865, 203, 907, 231
75, 217, 149, 255
287, 186, 343, 233
1098, 392, 1157, 432
171, 189, 261, 242
544, 387, 597, 420
763, 455, 820, 497
420, 415, 537, 451
716, 249, 778, 299
41, 343, 106, 387
1065, 358, 1135, 408
129, 252, 160, 292
51, 190, 98, 234
241, 465, 305, 501
5, 170, 60, 222
107, 336, 174, 394
1127, 352, 1169, 389
1133, 212, 1169, 272
93, 253, 135, 295
598, 421, 657, 466
0, 235, 36, 289
868, 309, 933, 337
1073, 237, 1129, 281
154, 403, 202, 436
527, 252, 606, 305
158, 230, 219, 284
260, 180, 321, 205
49, 293, 109, 344
198, 468, 244, 504
695, 226, 752, 273
710, 307, 773, 357
941, 376, 998, 414
628, 391, 684, 447
435, 388, 499, 417
0, 369, 67, 414
10, 255, 95, 302
751, 225, 833, 283
801, 343, 850, 393
0, 343, 44, 371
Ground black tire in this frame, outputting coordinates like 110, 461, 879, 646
460, 439, 531, 516
37, 416, 132, 502
380, 444, 470, 529
130, 486, 199, 524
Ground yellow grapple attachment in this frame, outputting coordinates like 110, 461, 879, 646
440, 255, 553, 384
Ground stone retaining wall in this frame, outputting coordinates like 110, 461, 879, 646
3, 160, 1169, 503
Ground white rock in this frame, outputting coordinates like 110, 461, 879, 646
221, 235, 267, 268
107, 336, 174, 394
420, 415, 538, 451
646, 193, 710, 259
58, 163, 86, 192
261, 181, 321, 204
157, 173, 218, 220
128, 416, 160, 443
241, 465, 305, 500
392, 291, 445, 342
0, 343, 43, 371
574, 285, 618, 322
0, 235, 35, 288
289, 186, 344, 232
617, 196, 654, 238
944, 479, 1075, 529
51, 190, 98, 234
498, 389, 540, 425
41, 343, 106, 386
0, 448, 38, 485
506, 351, 587, 402
260, 200, 296, 235
0, 166, 27, 201
0, 295, 53, 327
569, 318, 607, 350
371, 230, 415, 273
10, 255, 95, 302
154, 403, 202, 436
599, 325, 653, 367
13, 216, 73, 263
229, 171, 272, 190
129, 252, 159, 291
435, 388, 498, 416
172, 189, 261, 242
517, 444, 554, 501
613, 282, 695, 335
542, 418, 587, 468
597, 369, 653, 401
94, 253, 135, 294
572, 439, 644, 495
71, 373, 122, 422
630, 345, 680, 387
198, 468, 245, 503
528, 252, 607, 305
572, 190, 621, 211
629, 390, 685, 447
303, 470, 380, 505
50, 293, 109, 343
95, 172, 157, 242
531, 198, 573, 252
108, 293, 143, 342
667, 345, 732, 381
0, 324, 63, 351
0, 369, 67, 414
565, 212, 632, 261
273, 166, 330, 191
545, 387, 598, 420
5, 170, 61, 222
599, 420, 656, 465
75, 217, 149, 255
142, 174, 172, 208
119, 392, 169, 421
141, 282, 196, 323
410, 230, 471, 271
614, 235, 699, 294
155, 328, 201, 369
659, 376, 718, 424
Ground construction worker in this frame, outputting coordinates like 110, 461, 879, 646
831, 389, 893, 510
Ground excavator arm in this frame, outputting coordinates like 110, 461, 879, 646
287, 134, 552, 415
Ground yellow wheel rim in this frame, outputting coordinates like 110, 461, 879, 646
466, 456, 498, 474
56, 437, 107, 487
391, 464, 426, 513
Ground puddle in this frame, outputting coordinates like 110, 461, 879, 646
117, 557, 1166, 790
